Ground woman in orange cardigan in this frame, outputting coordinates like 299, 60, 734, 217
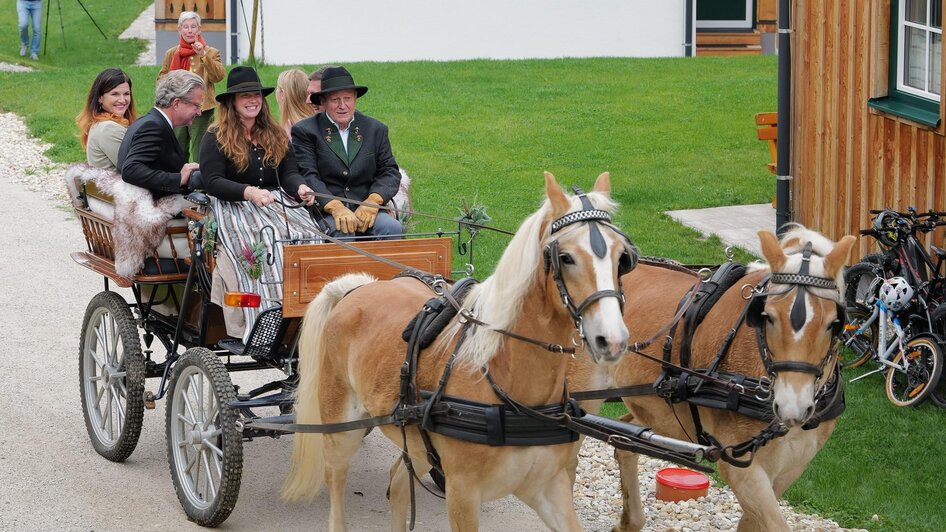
158, 10, 224, 163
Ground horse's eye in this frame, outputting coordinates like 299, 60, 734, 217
559, 253, 575, 265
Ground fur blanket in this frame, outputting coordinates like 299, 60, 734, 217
65, 163, 191, 277
392, 168, 412, 223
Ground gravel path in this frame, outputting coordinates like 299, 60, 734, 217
0, 109, 863, 530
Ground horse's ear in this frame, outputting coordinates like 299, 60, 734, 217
544, 171, 570, 214
592, 172, 611, 195
758, 230, 786, 271
823, 235, 857, 278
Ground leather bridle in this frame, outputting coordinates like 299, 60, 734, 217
542, 186, 638, 344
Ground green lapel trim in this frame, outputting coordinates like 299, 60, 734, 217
347, 121, 363, 163
318, 115, 349, 166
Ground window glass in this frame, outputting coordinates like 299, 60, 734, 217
906, 0, 928, 23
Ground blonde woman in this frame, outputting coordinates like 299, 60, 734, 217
158, 10, 225, 163
275, 68, 315, 138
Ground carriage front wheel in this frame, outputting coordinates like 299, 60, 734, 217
79, 290, 145, 462
166, 347, 243, 527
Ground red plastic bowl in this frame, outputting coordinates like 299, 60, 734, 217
655, 467, 710, 502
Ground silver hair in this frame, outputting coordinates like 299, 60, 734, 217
178, 11, 201, 27
155, 70, 205, 108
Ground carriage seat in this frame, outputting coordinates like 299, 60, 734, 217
65, 163, 192, 279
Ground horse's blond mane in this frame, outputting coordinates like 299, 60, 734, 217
442, 189, 618, 368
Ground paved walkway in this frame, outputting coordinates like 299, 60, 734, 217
119, 4, 156, 66
666, 203, 776, 257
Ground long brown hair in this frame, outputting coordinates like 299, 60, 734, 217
76, 68, 138, 147
210, 94, 289, 172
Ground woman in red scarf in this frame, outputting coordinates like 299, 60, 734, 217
158, 11, 224, 164
76, 68, 138, 170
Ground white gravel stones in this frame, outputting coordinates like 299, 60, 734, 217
1, 107, 864, 530
0, 61, 34, 73
0, 113, 68, 205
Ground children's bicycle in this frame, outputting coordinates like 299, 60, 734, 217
842, 276, 943, 407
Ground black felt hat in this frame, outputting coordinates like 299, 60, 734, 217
215, 66, 275, 102
312, 66, 368, 98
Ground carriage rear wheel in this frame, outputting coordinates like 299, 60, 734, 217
885, 337, 943, 407
79, 290, 145, 462
166, 347, 243, 527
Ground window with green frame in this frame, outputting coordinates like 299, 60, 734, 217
868, 0, 942, 127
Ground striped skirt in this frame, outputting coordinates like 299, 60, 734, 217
208, 192, 322, 343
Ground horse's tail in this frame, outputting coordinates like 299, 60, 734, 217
281, 272, 376, 501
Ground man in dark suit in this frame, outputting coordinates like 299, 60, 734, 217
118, 70, 205, 198
291, 66, 403, 238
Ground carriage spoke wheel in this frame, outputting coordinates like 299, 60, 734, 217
166, 347, 242, 527
885, 337, 943, 407
79, 291, 145, 462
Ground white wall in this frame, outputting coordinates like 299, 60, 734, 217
231, 1, 687, 65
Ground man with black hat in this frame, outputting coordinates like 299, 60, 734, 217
291, 65, 403, 238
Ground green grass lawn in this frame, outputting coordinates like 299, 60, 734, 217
2, 2, 944, 530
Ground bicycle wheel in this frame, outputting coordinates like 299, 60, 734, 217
885, 336, 943, 407
928, 305, 946, 408
839, 306, 877, 368
844, 262, 882, 310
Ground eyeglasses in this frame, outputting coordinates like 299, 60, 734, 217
179, 98, 201, 111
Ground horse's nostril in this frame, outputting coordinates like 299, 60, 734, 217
594, 335, 609, 352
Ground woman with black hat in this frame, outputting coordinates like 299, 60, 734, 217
199, 66, 320, 341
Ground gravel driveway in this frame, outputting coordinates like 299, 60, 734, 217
0, 110, 859, 531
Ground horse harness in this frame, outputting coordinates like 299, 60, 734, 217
579, 246, 847, 467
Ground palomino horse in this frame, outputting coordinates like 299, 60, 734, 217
569, 225, 856, 531
283, 172, 638, 531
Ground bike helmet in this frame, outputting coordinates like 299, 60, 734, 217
873, 209, 902, 247
878, 277, 914, 312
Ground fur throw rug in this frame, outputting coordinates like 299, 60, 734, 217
392, 168, 412, 223
65, 163, 191, 278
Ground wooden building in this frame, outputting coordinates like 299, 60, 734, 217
787, 0, 944, 257
697, 0, 779, 55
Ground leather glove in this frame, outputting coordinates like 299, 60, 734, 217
354, 193, 385, 231
324, 199, 358, 234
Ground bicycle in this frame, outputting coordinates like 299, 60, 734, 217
841, 276, 943, 407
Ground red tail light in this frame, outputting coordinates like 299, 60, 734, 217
224, 291, 262, 308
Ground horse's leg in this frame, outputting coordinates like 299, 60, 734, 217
612, 448, 646, 532
444, 476, 482, 532
387, 451, 432, 532
515, 468, 583, 532
322, 429, 366, 532
719, 462, 790, 532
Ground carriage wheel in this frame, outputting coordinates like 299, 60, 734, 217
839, 306, 877, 368
885, 337, 943, 407
166, 347, 243, 527
79, 290, 145, 462
844, 262, 882, 310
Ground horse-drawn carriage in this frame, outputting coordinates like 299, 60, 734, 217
69, 167, 461, 525
69, 168, 856, 530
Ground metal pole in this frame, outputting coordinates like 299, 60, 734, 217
230, 0, 239, 64
775, 0, 792, 235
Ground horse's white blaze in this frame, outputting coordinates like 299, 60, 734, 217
581, 243, 629, 362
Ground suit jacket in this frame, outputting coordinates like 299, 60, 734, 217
291, 111, 400, 215
118, 107, 186, 198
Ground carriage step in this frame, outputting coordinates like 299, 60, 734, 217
218, 338, 247, 356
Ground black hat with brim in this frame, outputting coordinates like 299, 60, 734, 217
215, 66, 275, 102
312, 66, 368, 99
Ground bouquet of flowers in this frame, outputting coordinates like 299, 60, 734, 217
240, 241, 267, 280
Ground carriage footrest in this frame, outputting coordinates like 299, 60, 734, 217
217, 338, 246, 356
